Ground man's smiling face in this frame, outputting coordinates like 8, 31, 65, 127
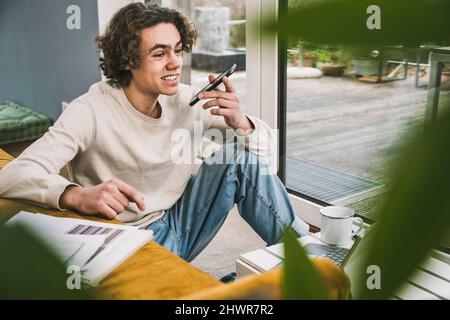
129, 23, 183, 96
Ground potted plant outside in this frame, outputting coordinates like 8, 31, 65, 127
315, 46, 348, 76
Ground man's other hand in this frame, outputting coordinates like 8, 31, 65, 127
59, 178, 145, 219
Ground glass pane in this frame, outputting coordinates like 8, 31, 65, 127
436, 62, 450, 116
283, 10, 449, 221
154, 0, 247, 112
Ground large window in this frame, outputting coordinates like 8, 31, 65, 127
278, 0, 449, 225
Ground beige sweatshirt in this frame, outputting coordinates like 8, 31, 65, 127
0, 81, 276, 228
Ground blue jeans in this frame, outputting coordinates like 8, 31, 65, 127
146, 143, 309, 262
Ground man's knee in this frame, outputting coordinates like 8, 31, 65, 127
224, 143, 261, 167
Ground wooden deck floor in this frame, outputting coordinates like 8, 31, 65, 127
286, 74, 431, 184
192, 69, 450, 185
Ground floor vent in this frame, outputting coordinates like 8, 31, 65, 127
286, 156, 385, 221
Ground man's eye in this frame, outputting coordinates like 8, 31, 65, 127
153, 52, 164, 58
175, 48, 183, 55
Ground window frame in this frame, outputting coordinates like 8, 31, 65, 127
247, 0, 325, 227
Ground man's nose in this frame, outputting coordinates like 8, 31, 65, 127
167, 51, 181, 70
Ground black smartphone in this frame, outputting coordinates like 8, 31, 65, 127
189, 63, 237, 106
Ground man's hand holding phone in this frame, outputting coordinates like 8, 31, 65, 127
196, 67, 254, 134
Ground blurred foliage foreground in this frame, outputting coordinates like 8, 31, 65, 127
0, 224, 93, 299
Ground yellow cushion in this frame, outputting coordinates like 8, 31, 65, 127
0, 148, 14, 170
182, 259, 350, 300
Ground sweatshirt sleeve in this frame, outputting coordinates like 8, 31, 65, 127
0, 100, 96, 209
203, 111, 277, 174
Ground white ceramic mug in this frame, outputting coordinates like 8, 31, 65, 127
320, 206, 364, 246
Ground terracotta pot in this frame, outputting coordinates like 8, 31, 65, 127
289, 52, 300, 67
303, 55, 316, 68
320, 64, 345, 76
442, 71, 450, 82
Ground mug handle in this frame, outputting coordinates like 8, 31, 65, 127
351, 217, 364, 239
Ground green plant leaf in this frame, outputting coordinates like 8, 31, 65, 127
0, 224, 95, 299
283, 229, 328, 299
263, 0, 450, 46
352, 110, 450, 299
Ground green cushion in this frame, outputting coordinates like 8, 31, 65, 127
0, 101, 53, 145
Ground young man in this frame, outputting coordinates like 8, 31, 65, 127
0, 3, 309, 262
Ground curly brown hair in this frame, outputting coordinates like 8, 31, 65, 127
95, 3, 197, 88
